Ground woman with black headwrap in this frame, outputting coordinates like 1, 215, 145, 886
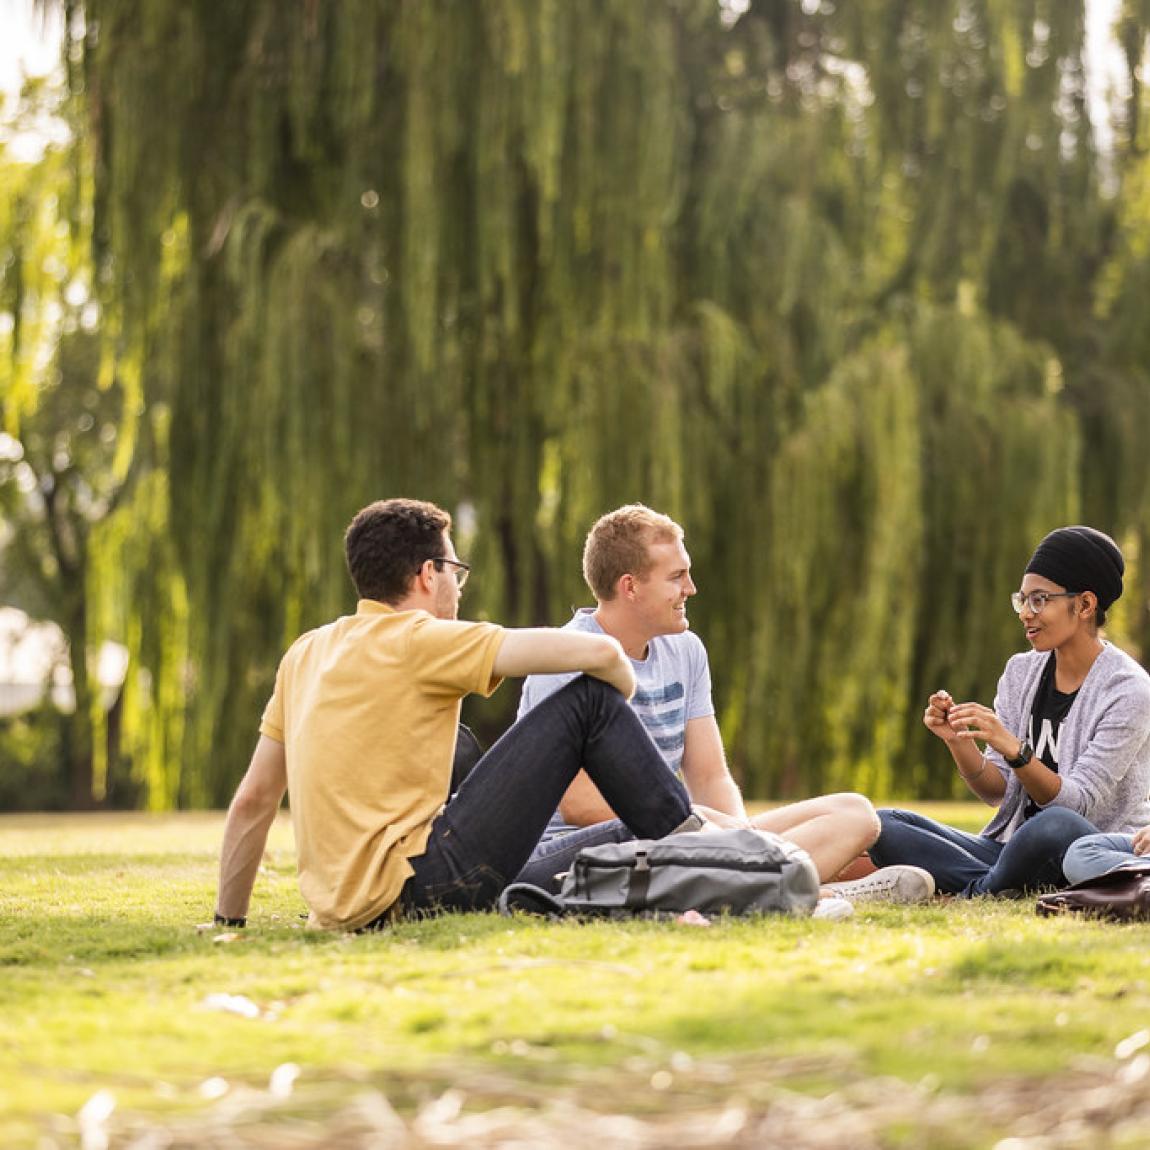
868, 526, 1150, 897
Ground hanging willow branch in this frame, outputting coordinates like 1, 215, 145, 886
32, 0, 1147, 805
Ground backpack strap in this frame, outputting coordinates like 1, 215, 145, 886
498, 882, 567, 917
624, 845, 652, 910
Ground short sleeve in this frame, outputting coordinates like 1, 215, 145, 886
259, 661, 286, 742
409, 617, 505, 698
685, 633, 716, 721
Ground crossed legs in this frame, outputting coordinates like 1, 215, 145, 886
751, 793, 881, 883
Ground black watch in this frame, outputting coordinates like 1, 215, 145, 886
1006, 740, 1033, 769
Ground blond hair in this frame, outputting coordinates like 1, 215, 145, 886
582, 504, 683, 601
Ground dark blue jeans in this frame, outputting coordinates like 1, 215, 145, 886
869, 806, 1098, 897
395, 676, 692, 915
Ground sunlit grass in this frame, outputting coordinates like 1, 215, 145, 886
2, 807, 1149, 1148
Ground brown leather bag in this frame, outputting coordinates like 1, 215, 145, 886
1036, 862, 1150, 920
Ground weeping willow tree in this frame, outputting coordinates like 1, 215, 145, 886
23, 0, 1149, 805
0, 71, 146, 807
625, 0, 1100, 795
1084, 1, 1150, 661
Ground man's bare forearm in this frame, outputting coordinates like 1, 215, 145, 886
215, 735, 287, 922
494, 630, 636, 698
681, 716, 747, 821
216, 801, 280, 919
688, 777, 748, 822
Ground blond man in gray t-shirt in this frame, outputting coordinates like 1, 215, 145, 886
514, 504, 933, 909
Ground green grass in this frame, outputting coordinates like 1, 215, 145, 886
4, 807, 1150, 1148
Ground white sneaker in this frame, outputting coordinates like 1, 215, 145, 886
823, 865, 935, 905
812, 896, 854, 921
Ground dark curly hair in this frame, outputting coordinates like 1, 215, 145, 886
344, 498, 452, 604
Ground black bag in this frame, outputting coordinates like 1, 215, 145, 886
499, 828, 820, 918
1035, 861, 1150, 920
450, 723, 484, 793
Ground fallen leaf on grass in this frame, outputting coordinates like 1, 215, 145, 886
195, 921, 248, 943
1119, 1054, 1150, 1084
201, 993, 262, 1020
268, 1062, 301, 1098
1115, 1029, 1150, 1059
77, 1089, 116, 1150
675, 910, 711, 927
199, 1077, 229, 1100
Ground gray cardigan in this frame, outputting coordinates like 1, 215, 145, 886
981, 642, 1150, 841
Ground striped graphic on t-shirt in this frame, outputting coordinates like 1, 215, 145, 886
632, 681, 685, 768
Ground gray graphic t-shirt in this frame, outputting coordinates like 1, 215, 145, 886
517, 608, 715, 835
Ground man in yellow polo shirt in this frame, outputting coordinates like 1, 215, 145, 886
214, 498, 706, 930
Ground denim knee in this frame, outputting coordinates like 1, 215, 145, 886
877, 807, 909, 830
1061, 833, 1137, 885
869, 808, 923, 864
1061, 838, 1098, 884
875, 807, 920, 840
559, 673, 624, 714
1020, 807, 1096, 855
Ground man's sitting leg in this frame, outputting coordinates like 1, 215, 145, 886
751, 793, 879, 883
399, 676, 697, 915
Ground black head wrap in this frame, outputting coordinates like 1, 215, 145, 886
1024, 526, 1124, 610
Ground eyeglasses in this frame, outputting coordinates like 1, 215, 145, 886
430, 557, 471, 588
1011, 590, 1078, 615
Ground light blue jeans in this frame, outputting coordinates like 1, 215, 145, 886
515, 818, 633, 891
1061, 833, 1139, 884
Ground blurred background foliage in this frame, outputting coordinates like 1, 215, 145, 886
3, 0, 1150, 809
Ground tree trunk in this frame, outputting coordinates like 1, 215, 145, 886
63, 581, 97, 810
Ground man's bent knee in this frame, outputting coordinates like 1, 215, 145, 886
834, 792, 882, 844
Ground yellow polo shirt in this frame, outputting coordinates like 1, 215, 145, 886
260, 600, 504, 930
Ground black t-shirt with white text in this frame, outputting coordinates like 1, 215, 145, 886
1022, 653, 1079, 821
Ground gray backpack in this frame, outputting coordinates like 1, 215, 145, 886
500, 827, 820, 918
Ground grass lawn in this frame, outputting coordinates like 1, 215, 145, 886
3, 805, 1150, 1148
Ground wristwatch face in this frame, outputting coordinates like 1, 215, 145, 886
1010, 742, 1032, 768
